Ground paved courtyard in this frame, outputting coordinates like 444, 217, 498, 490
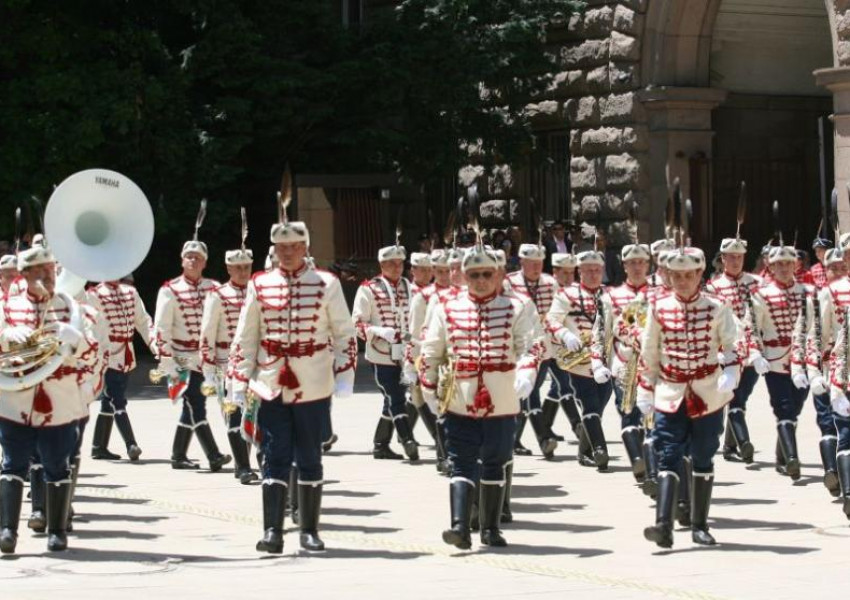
1, 360, 848, 600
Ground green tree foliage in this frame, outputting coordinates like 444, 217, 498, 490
0, 0, 581, 297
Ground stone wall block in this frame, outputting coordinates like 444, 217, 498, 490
570, 156, 605, 191
565, 96, 600, 126
838, 10, 850, 38
609, 62, 640, 92
479, 199, 519, 225
613, 5, 644, 34
488, 164, 514, 197
840, 40, 850, 67
549, 70, 587, 97
583, 6, 614, 37
585, 65, 610, 93
610, 31, 641, 61
458, 165, 485, 188
561, 40, 609, 69
604, 152, 646, 187
599, 92, 645, 123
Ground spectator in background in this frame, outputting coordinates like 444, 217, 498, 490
417, 233, 433, 253
492, 230, 506, 252
809, 237, 832, 289
795, 250, 815, 285
544, 220, 573, 274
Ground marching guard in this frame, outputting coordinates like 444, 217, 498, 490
639, 244, 739, 548
591, 242, 651, 482
0, 246, 102, 553
353, 242, 419, 461
505, 243, 559, 459
402, 252, 433, 435
419, 232, 540, 549
405, 249, 452, 472
705, 236, 761, 464
541, 253, 583, 444
153, 203, 232, 472
229, 202, 357, 553
546, 249, 612, 469
86, 276, 152, 461
750, 242, 812, 481
0, 254, 17, 300
200, 213, 259, 485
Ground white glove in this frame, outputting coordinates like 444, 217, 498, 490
592, 366, 611, 384
401, 364, 418, 385
159, 360, 180, 380
559, 330, 582, 352
370, 326, 397, 343
752, 355, 770, 375
513, 371, 535, 399
810, 375, 828, 396
231, 389, 247, 408
717, 366, 737, 393
832, 391, 850, 417
636, 387, 654, 415
0, 325, 32, 350
334, 370, 355, 398
792, 373, 809, 390
202, 366, 218, 389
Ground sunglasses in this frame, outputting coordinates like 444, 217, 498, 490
467, 271, 495, 280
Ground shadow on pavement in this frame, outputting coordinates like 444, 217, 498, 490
322, 507, 389, 517
709, 516, 814, 531
73, 495, 150, 505
511, 484, 569, 498
509, 519, 613, 534
483, 543, 612, 558
510, 502, 586, 514
70, 529, 161, 541
324, 490, 379, 498
321, 522, 401, 535
712, 497, 777, 506
309, 547, 426, 560
658, 541, 819, 555
81, 513, 170, 524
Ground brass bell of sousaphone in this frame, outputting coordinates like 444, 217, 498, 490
45, 169, 155, 293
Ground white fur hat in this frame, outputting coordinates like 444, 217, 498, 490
621, 244, 650, 261
17, 246, 55, 271
576, 250, 605, 266
650, 239, 676, 256
430, 249, 449, 267
551, 253, 577, 269
494, 249, 507, 268
447, 249, 464, 265
719, 238, 747, 254
462, 247, 499, 272
181, 240, 208, 259
378, 245, 406, 262
825, 248, 845, 267
666, 248, 706, 272
225, 249, 253, 266
657, 250, 675, 268
410, 252, 432, 267
0, 254, 17, 270
518, 244, 546, 261
270, 221, 310, 246
767, 246, 797, 264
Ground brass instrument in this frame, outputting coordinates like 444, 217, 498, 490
555, 331, 592, 371
620, 300, 648, 415
436, 355, 458, 415
149, 357, 188, 385
200, 366, 238, 416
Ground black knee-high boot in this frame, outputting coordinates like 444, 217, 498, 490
642, 434, 659, 497
229, 430, 258, 484
690, 472, 716, 545
91, 414, 121, 460
820, 436, 840, 497
195, 423, 232, 472
256, 482, 286, 553
501, 462, 514, 523
28, 466, 46, 533
372, 417, 402, 459
621, 426, 646, 482
541, 399, 564, 441
728, 408, 754, 463
171, 426, 199, 469
513, 414, 531, 455
479, 483, 507, 547
777, 421, 801, 480
676, 458, 691, 527
0, 477, 24, 554
643, 470, 678, 548
114, 412, 142, 461
46, 482, 72, 552
298, 483, 325, 551
582, 415, 608, 471
442, 480, 473, 550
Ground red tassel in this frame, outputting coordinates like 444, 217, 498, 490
124, 343, 133, 369
684, 387, 707, 418
33, 385, 53, 415
278, 360, 300, 390
473, 378, 494, 416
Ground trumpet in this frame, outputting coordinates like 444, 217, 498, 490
619, 299, 648, 415
436, 355, 457, 415
200, 367, 238, 416
149, 357, 188, 385
555, 331, 592, 371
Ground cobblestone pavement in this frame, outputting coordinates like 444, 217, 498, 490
1, 362, 848, 599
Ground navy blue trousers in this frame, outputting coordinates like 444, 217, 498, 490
764, 372, 807, 423
569, 373, 612, 417
444, 414, 515, 483
613, 382, 641, 430
374, 364, 407, 419
0, 421, 77, 483
524, 359, 553, 414
258, 397, 328, 483
99, 369, 130, 413
814, 392, 838, 437
654, 402, 724, 473
546, 364, 574, 403
179, 371, 208, 427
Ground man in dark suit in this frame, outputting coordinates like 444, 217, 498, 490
544, 220, 573, 273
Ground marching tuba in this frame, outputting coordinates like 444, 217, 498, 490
0, 169, 154, 391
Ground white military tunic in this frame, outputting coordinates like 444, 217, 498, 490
200, 281, 247, 380
750, 277, 810, 374
419, 289, 541, 418
0, 291, 101, 426
352, 276, 412, 365
86, 282, 152, 373
591, 281, 647, 380
639, 291, 739, 417
153, 275, 219, 373
546, 283, 605, 378
230, 263, 357, 403
505, 271, 558, 360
